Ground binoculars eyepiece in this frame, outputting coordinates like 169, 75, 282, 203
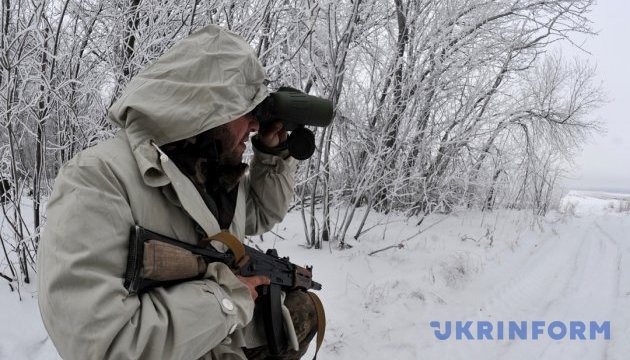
253, 87, 334, 160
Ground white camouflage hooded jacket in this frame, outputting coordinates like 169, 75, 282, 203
38, 24, 297, 359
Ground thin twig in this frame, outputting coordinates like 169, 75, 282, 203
268, 230, 286, 241
367, 212, 454, 256
368, 243, 404, 256
0, 272, 14, 283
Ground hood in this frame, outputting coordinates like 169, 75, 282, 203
107, 24, 269, 186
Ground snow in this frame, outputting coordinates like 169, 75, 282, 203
0, 285, 56, 360
1, 191, 629, 359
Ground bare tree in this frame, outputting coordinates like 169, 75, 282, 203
0, 0, 604, 293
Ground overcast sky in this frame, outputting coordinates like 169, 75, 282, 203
562, 1, 630, 192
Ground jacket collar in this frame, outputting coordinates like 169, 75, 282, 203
152, 142, 222, 237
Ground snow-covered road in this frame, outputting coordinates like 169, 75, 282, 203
418, 193, 630, 360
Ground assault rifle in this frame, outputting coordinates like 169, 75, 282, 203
124, 225, 322, 355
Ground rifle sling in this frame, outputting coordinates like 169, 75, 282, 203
204, 231, 249, 269
306, 292, 326, 360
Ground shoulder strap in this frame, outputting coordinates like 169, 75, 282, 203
306, 291, 326, 360
204, 231, 250, 269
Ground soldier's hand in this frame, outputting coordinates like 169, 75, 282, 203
237, 275, 271, 301
257, 121, 287, 148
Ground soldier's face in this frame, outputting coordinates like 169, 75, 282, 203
215, 114, 259, 165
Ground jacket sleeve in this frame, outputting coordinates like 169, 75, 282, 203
37, 152, 254, 360
244, 147, 297, 235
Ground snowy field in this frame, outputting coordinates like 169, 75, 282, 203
1, 190, 629, 359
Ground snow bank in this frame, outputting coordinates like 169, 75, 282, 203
560, 190, 630, 216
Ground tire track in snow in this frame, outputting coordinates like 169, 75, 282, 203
593, 221, 626, 360
433, 218, 620, 360
527, 220, 619, 360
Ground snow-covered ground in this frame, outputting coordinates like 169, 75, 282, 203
1, 190, 629, 359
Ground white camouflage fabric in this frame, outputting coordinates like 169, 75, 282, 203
38, 24, 297, 359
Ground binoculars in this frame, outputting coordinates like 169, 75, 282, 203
254, 87, 334, 160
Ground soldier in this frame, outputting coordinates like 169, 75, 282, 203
38, 24, 318, 359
